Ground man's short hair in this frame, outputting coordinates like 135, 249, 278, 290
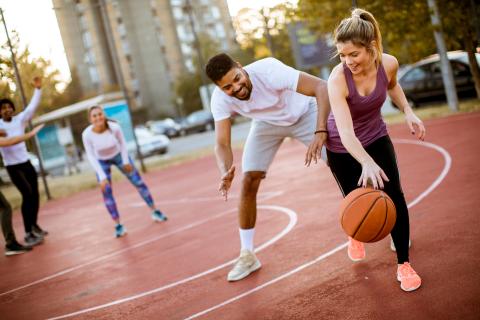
0, 98, 15, 111
205, 53, 237, 83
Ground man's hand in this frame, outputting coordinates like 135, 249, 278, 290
0, 129, 6, 138
32, 77, 42, 89
305, 132, 327, 167
27, 124, 45, 138
219, 166, 235, 201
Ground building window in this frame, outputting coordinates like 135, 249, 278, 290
173, 6, 183, 20
211, 7, 220, 19
185, 58, 194, 72
82, 32, 92, 49
215, 23, 225, 38
89, 66, 99, 84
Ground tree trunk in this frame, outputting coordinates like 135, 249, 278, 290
427, 0, 459, 111
465, 38, 480, 99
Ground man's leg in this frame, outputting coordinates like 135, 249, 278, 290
238, 171, 265, 250
228, 121, 284, 282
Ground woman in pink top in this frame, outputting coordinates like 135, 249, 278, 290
325, 9, 426, 292
82, 106, 167, 238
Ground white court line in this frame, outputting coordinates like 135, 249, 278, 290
0, 191, 283, 297
128, 191, 284, 207
185, 139, 452, 319
47, 205, 297, 320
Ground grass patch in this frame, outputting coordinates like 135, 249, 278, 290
1, 99, 479, 211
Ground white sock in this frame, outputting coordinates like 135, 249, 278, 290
239, 228, 255, 252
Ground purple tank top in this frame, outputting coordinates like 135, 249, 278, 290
326, 63, 389, 153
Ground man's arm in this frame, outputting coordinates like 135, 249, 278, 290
19, 77, 42, 123
214, 118, 235, 200
0, 124, 44, 147
296, 72, 331, 166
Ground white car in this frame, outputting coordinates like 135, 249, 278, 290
132, 127, 169, 157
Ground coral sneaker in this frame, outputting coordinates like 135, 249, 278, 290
397, 262, 422, 292
348, 237, 365, 261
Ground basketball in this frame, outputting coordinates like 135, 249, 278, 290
339, 187, 396, 243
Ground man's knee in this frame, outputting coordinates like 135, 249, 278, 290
242, 171, 265, 193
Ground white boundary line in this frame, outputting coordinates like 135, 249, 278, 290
0, 191, 284, 297
184, 139, 452, 319
47, 205, 298, 320
128, 191, 284, 207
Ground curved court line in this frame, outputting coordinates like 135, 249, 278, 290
185, 139, 452, 319
1, 191, 284, 297
129, 191, 284, 207
47, 205, 297, 320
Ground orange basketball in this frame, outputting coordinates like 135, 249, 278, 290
339, 187, 396, 243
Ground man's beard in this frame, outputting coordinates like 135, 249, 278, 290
233, 71, 252, 101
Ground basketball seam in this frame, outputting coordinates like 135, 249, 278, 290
341, 190, 380, 228
370, 195, 389, 242
352, 197, 381, 240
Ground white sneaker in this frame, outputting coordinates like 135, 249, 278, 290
227, 249, 261, 282
390, 237, 412, 252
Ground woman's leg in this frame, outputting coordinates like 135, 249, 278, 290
117, 157, 155, 209
366, 136, 410, 264
98, 160, 120, 221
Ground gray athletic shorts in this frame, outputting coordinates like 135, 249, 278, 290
242, 100, 319, 174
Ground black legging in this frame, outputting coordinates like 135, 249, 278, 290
6, 161, 39, 234
327, 135, 410, 264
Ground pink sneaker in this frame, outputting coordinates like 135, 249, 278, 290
347, 237, 365, 261
397, 262, 422, 292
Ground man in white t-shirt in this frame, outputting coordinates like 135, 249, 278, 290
206, 53, 330, 281
0, 77, 46, 246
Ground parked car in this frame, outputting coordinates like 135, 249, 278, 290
132, 127, 169, 157
396, 51, 480, 108
179, 110, 215, 135
146, 118, 182, 138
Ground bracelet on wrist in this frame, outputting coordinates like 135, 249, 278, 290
314, 129, 328, 135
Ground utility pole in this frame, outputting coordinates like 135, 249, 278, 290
427, 0, 458, 111
0, 7, 51, 199
98, 0, 146, 172
183, 0, 211, 102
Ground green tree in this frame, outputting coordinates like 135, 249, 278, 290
0, 31, 68, 114
297, 0, 480, 98
233, 3, 296, 66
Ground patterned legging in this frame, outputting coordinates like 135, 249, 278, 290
98, 153, 154, 220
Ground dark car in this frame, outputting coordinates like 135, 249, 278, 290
146, 118, 182, 138
179, 110, 215, 135
397, 51, 480, 108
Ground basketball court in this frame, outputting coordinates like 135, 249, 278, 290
0, 112, 479, 319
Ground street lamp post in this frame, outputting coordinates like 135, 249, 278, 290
98, 0, 146, 172
183, 0, 211, 102
0, 7, 51, 200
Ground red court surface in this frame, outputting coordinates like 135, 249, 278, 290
1, 112, 479, 320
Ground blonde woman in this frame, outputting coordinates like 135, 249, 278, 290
323, 8, 426, 292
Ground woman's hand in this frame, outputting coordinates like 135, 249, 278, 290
358, 159, 389, 189
100, 179, 109, 192
405, 110, 426, 141
123, 163, 133, 174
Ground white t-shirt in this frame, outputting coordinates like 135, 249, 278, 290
0, 89, 42, 166
82, 121, 129, 181
210, 58, 313, 126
